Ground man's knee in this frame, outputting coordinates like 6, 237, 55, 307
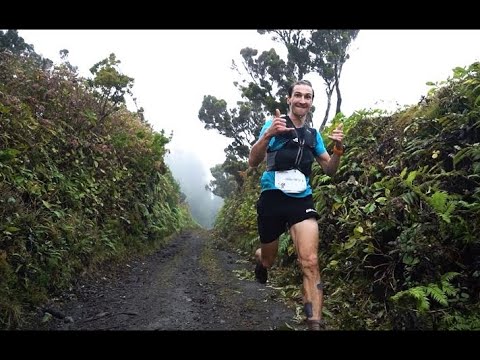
298, 254, 318, 272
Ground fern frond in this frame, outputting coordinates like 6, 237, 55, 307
402, 191, 418, 206
278, 232, 292, 256
410, 287, 430, 312
425, 284, 448, 306
391, 286, 431, 312
453, 144, 480, 167
441, 282, 457, 297
441, 272, 460, 282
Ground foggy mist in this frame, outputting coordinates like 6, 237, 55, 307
165, 149, 224, 229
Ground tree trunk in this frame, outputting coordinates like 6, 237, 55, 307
335, 80, 342, 115
320, 87, 334, 131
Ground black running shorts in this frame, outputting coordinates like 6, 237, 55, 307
256, 190, 320, 244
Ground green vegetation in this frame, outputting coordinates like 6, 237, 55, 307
214, 62, 480, 330
0, 31, 197, 329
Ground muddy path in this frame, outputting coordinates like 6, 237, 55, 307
23, 229, 300, 330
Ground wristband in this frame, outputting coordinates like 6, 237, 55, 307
333, 144, 344, 156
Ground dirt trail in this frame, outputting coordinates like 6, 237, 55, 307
24, 229, 299, 330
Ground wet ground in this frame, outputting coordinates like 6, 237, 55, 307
22, 229, 300, 331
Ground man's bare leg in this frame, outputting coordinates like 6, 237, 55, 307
290, 219, 324, 329
254, 240, 278, 284
255, 240, 279, 268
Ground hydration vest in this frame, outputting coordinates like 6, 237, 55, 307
266, 115, 317, 177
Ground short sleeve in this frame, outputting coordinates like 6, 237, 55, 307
314, 130, 326, 156
259, 119, 273, 138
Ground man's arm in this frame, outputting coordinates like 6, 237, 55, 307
315, 151, 342, 176
248, 109, 295, 168
315, 123, 344, 176
249, 132, 272, 168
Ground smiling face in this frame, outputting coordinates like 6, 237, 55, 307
287, 83, 314, 120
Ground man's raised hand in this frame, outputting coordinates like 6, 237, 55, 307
269, 109, 295, 136
328, 122, 344, 147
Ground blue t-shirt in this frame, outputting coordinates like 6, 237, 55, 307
258, 119, 326, 198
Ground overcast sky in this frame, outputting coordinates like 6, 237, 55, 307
19, 30, 480, 180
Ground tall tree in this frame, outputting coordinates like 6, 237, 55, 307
0, 30, 53, 71
261, 30, 359, 130
309, 30, 359, 129
0, 30, 34, 54
257, 30, 315, 126
205, 163, 237, 199
87, 53, 134, 120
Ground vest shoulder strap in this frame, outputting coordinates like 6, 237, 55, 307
279, 115, 316, 148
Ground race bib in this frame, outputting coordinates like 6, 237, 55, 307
274, 169, 307, 193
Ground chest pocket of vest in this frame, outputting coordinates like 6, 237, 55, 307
266, 136, 299, 171
266, 126, 316, 177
